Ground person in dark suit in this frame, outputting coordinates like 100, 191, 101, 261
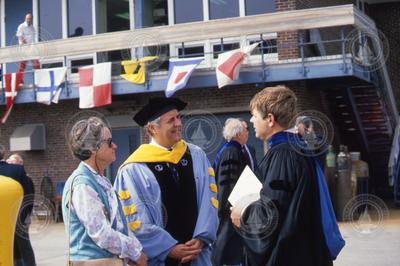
0, 145, 36, 266
212, 118, 253, 266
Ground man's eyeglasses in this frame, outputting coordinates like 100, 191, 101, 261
101, 138, 113, 148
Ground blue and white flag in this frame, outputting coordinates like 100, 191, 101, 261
35, 67, 67, 105
165, 58, 203, 98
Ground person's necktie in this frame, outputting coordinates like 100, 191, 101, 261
242, 146, 252, 169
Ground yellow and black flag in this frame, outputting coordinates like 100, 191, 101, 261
120, 56, 158, 84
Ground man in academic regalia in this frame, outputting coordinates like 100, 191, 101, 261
230, 85, 345, 266
212, 118, 253, 266
114, 97, 218, 266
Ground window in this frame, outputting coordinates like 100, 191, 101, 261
250, 39, 277, 55
5, 0, 32, 46
97, 49, 130, 75
39, 0, 62, 40
5, 0, 33, 74
213, 43, 240, 58
41, 62, 63, 69
174, 0, 203, 24
245, 0, 275, 16
68, 0, 92, 37
147, 45, 170, 71
209, 0, 239, 20
70, 58, 93, 73
135, 0, 168, 28
96, 0, 130, 34
178, 46, 204, 58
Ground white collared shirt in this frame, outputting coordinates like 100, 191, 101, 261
16, 22, 36, 44
150, 138, 177, 151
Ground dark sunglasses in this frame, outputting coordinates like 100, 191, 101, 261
101, 138, 113, 148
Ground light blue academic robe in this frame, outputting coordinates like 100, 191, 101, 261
114, 142, 218, 266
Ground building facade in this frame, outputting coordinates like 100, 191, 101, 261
0, 0, 399, 201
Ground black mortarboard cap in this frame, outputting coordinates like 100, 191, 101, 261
133, 97, 187, 126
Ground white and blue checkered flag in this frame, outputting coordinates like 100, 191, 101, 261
34, 67, 67, 105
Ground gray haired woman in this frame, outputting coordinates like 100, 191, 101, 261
62, 117, 147, 266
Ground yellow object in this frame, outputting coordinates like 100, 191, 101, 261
122, 204, 137, 216
210, 197, 219, 209
0, 175, 23, 266
128, 220, 142, 231
120, 56, 158, 84
121, 140, 187, 167
118, 190, 131, 200
209, 183, 218, 193
208, 167, 215, 177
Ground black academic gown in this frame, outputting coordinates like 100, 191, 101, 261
212, 141, 248, 266
241, 139, 332, 266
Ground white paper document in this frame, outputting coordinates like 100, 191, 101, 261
228, 165, 263, 207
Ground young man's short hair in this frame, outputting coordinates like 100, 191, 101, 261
250, 85, 297, 128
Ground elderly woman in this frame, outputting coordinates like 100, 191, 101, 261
62, 117, 147, 266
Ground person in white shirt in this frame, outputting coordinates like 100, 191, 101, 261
16, 13, 40, 74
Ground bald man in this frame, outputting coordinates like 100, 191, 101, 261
16, 13, 40, 74
7, 153, 24, 165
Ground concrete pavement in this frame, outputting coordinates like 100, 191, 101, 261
30, 208, 400, 266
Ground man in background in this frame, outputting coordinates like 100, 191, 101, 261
16, 13, 40, 74
0, 147, 36, 266
212, 118, 254, 266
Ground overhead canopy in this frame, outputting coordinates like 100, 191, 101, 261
10, 124, 46, 151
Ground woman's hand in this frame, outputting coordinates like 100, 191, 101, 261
129, 252, 147, 266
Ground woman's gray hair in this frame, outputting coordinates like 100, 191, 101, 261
144, 116, 161, 137
68, 117, 108, 161
222, 118, 246, 141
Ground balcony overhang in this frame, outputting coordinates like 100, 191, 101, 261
10, 56, 376, 104
0, 4, 373, 64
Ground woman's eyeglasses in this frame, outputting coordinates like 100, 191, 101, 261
101, 138, 113, 148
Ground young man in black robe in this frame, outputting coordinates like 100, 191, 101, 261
231, 85, 344, 266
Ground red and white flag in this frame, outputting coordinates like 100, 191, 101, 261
216, 42, 260, 88
78, 62, 112, 109
1, 72, 23, 124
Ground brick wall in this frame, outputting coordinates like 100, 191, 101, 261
0, 101, 83, 192
275, 0, 355, 60
296, 0, 355, 58
0, 82, 324, 193
296, 0, 355, 10
276, 0, 300, 60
